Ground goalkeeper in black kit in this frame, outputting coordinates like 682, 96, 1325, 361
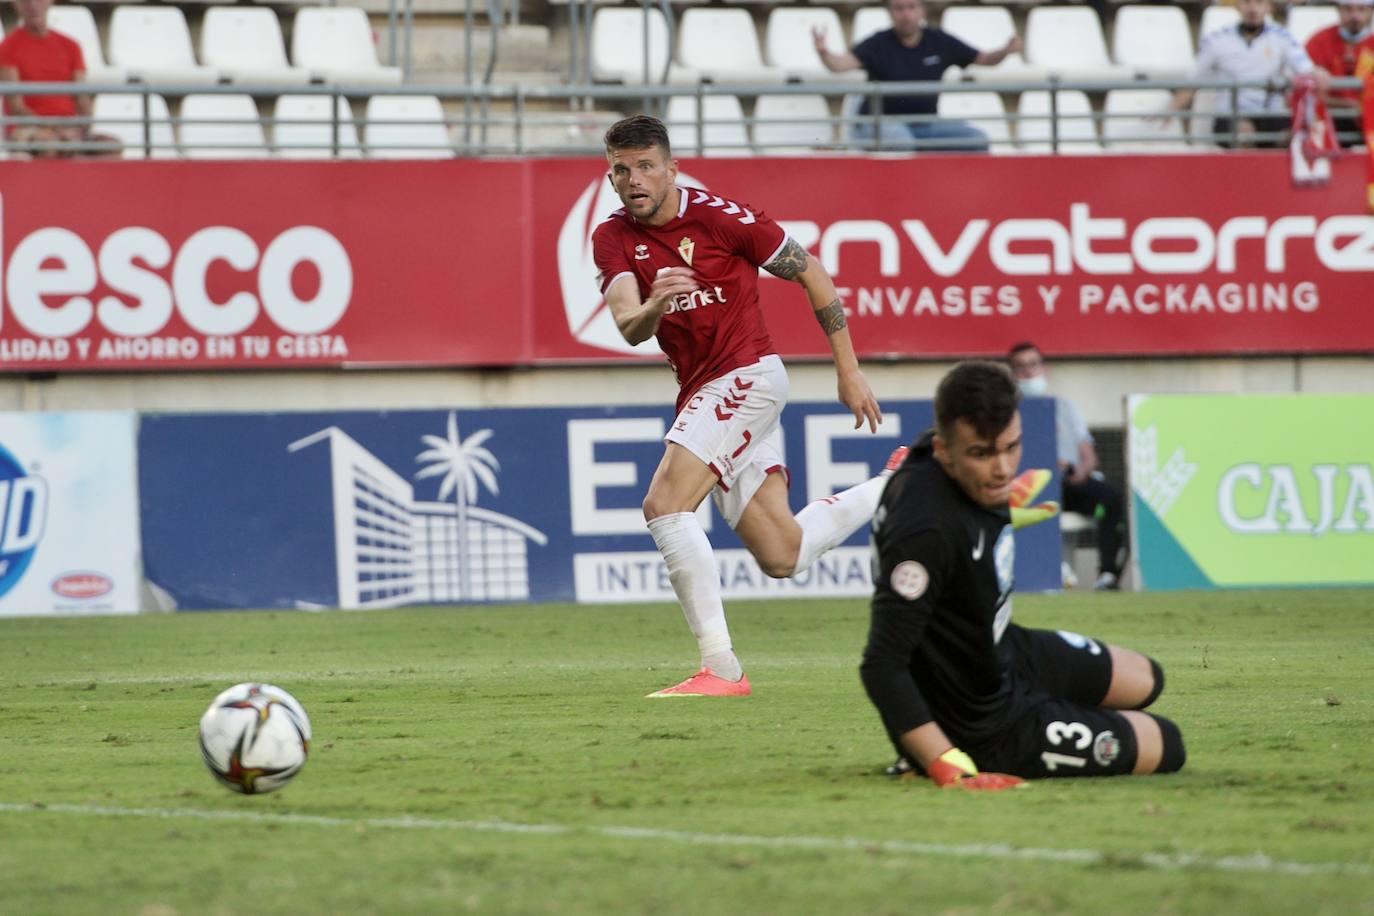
862, 361, 1185, 790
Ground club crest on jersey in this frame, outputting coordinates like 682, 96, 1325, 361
678, 237, 695, 266
634, 244, 650, 260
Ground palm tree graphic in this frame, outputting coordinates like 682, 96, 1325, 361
415, 412, 500, 600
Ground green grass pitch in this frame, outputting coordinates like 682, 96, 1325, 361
1, 589, 1371, 915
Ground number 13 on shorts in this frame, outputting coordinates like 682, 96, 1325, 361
1041, 720, 1091, 772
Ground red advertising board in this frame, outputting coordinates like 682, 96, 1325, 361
532, 153, 1374, 362
1, 153, 1370, 372
0, 161, 527, 370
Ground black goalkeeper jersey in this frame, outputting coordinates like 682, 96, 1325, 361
861, 432, 1035, 751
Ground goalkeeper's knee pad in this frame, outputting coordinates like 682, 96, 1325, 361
1131, 657, 1165, 710
1151, 714, 1186, 773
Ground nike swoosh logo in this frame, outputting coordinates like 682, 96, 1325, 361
971, 530, 985, 561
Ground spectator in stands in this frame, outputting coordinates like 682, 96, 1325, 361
1008, 343, 1124, 591
811, 0, 1022, 152
0, 0, 118, 158
1163, 0, 1318, 148
1304, 0, 1374, 146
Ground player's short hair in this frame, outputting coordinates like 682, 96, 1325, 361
1007, 341, 1040, 362
935, 361, 1021, 442
604, 114, 672, 158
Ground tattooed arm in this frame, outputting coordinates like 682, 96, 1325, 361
764, 238, 882, 433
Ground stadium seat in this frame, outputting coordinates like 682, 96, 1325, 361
851, 6, 890, 46
1016, 90, 1102, 153
752, 93, 834, 152
291, 8, 402, 85
1111, 5, 1195, 79
108, 6, 218, 84
364, 94, 452, 158
1285, 6, 1338, 46
202, 7, 310, 85
589, 6, 688, 83
940, 6, 1046, 83
179, 94, 271, 159
47, 5, 126, 84
273, 95, 362, 158
937, 89, 1014, 152
677, 8, 783, 82
1024, 7, 1130, 80
91, 93, 177, 158
1102, 88, 1190, 151
764, 7, 854, 80
665, 94, 751, 155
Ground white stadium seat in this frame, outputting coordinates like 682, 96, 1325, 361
851, 6, 891, 47
940, 6, 1045, 83
752, 93, 834, 152
1016, 90, 1102, 153
1102, 88, 1190, 151
765, 7, 851, 79
202, 8, 310, 85
1111, 5, 1195, 79
47, 5, 125, 84
1025, 7, 1130, 80
91, 93, 177, 158
589, 7, 680, 83
938, 90, 1014, 152
364, 94, 452, 158
179, 94, 270, 159
665, 94, 751, 156
677, 8, 783, 82
108, 6, 218, 84
291, 8, 402, 85
273, 95, 362, 159
1285, 6, 1338, 46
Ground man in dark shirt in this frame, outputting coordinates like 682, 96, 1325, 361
861, 362, 1186, 790
813, 0, 1021, 150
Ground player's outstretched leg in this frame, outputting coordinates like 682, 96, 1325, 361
788, 445, 909, 576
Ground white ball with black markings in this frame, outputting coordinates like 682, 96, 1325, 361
198, 683, 312, 795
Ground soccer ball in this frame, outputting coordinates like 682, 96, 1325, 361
198, 682, 312, 795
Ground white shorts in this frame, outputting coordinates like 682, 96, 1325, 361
665, 354, 790, 529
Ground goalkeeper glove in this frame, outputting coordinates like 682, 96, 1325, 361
927, 748, 1026, 792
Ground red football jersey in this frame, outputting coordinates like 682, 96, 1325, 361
1306, 26, 1374, 105
592, 187, 788, 412
0, 28, 85, 118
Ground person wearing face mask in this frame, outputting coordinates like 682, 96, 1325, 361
1305, 0, 1374, 146
1163, 0, 1321, 147
1007, 343, 1124, 591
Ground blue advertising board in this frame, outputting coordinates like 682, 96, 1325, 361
138, 399, 1060, 611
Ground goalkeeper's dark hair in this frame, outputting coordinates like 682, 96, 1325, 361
604, 115, 672, 158
935, 361, 1021, 443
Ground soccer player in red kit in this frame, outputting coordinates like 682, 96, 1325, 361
591, 114, 897, 697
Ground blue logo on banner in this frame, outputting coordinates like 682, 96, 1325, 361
0, 443, 48, 599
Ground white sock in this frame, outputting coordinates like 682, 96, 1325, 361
647, 512, 742, 681
791, 474, 889, 577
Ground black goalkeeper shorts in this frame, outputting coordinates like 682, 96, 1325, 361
970, 626, 1140, 778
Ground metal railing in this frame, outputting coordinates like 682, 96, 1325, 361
0, 76, 1363, 159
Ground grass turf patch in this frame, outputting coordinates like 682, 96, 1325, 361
0, 589, 1371, 915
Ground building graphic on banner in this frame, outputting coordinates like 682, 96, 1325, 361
287, 413, 547, 609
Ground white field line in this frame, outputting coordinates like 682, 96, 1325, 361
1, 802, 1370, 879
